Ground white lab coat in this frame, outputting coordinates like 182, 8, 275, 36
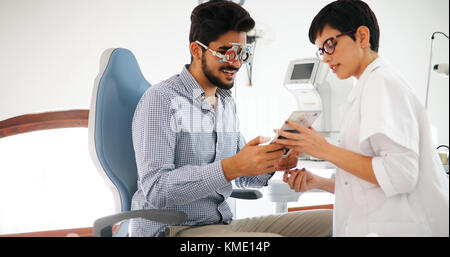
334, 57, 449, 237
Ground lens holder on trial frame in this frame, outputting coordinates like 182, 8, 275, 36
195, 40, 253, 64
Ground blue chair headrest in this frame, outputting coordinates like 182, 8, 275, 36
93, 48, 150, 211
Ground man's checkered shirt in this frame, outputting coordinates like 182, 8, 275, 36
129, 65, 272, 237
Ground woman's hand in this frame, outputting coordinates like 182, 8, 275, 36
276, 121, 377, 187
283, 168, 320, 192
274, 120, 331, 160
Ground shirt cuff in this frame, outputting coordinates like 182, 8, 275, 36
202, 161, 230, 192
372, 156, 397, 198
259, 173, 275, 186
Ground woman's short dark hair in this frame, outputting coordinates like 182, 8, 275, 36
189, 0, 255, 46
308, 0, 380, 52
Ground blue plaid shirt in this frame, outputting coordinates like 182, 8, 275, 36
129, 65, 272, 237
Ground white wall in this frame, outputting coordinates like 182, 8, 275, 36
235, 0, 449, 146
0, 0, 448, 145
0, 0, 448, 222
0, 0, 196, 118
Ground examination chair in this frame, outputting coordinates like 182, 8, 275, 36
89, 48, 262, 237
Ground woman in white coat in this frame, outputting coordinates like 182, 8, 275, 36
275, 0, 449, 237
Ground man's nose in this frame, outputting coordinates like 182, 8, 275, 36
230, 57, 242, 68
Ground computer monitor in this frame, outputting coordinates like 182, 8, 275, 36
283, 57, 353, 143
284, 58, 320, 90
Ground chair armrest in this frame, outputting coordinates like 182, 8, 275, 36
93, 209, 187, 237
230, 189, 263, 200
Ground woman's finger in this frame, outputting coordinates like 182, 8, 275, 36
283, 171, 289, 183
274, 138, 302, 147
293, 170, 305, 192
285, 120, 310, 134
275, 129, 302, 140
300, 169, 310, 192
288, 170, 300, 189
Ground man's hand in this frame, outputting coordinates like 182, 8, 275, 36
275, 150, 300, 171
222, 136, 286, 181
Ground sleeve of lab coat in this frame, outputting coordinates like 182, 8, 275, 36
359, 70, 420, 198
368, 134, 419, 198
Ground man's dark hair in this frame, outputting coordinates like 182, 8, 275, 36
308, 0, 380, 52
189, 0, 255, 47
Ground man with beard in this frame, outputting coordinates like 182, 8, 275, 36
129, 0, 333, 237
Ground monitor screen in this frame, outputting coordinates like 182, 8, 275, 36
290, 63, 314, 80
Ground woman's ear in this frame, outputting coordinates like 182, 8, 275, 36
356, 26, 371, 49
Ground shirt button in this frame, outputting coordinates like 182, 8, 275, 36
344, 181, 348, 185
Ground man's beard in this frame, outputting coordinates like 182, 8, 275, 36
201, 52, 237, 90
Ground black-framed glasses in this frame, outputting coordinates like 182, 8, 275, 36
316, 30, 356, 61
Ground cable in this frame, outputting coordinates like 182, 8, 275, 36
425, 32, 449, 109
432, 32, 449, 40
437, 145, 449, 151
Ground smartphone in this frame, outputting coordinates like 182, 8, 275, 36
271, 110, 321, 158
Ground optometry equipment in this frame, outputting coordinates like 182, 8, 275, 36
283, 58, 353, 147
195, 40, 253, 64
267, 58, 353, 213
434, 63, 449, 76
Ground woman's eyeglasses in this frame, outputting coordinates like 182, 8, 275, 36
316, 30, 356, 61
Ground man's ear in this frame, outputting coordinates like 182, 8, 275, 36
356, 26, 371, 49
190, 42, 203, 61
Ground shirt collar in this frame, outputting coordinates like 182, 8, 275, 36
179, 65, 233, 102
346, 57, 384, 103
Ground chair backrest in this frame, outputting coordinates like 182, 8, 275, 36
89, 48, 150, 212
